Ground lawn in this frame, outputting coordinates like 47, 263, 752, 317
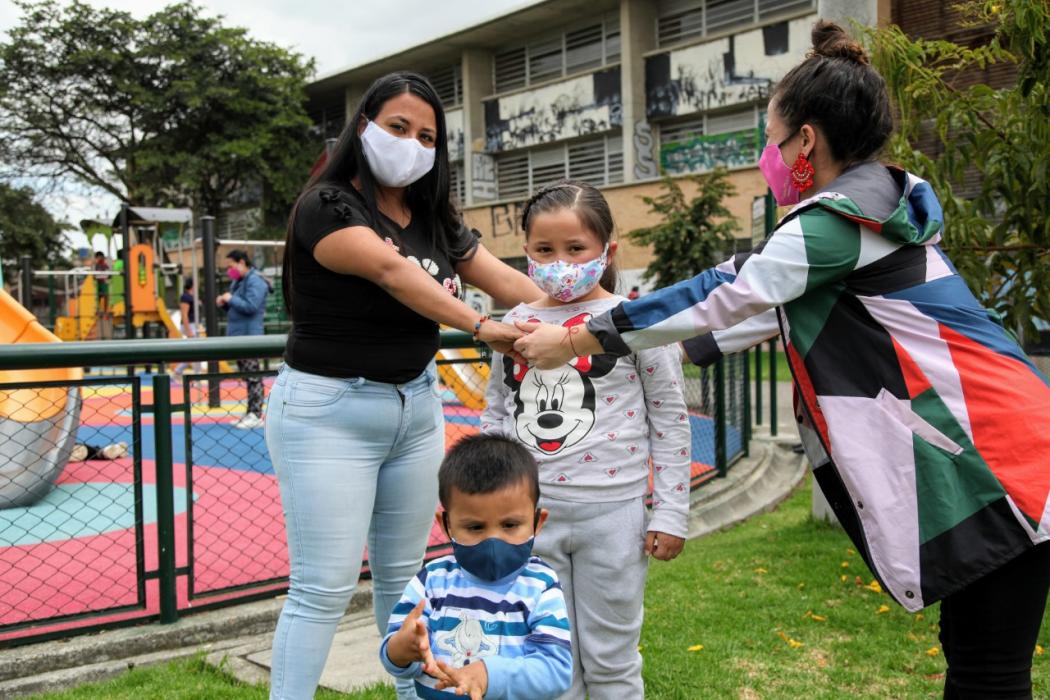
30, 477, 1050, 699
682, 347, 792, 383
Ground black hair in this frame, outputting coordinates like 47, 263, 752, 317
225, 249, 253, 267
94, 251, 105, 258
184, 277, 194, 291
772, 20, 893, 165
520, 179, 618, 294
439, 434, 540, 511
282, 71, 458, 314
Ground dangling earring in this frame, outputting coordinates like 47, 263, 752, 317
790, 152, 815, 193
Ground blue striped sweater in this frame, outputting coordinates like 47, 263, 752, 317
379, 555, 572, 699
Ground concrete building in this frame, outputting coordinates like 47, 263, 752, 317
306, 0, 889, 290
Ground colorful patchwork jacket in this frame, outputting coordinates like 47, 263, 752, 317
588, 161, 1050, 611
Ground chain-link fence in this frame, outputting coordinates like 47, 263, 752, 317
0, 335, 751, 646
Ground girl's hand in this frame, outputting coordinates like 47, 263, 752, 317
645, 531, 685, 561
511, 322, 576, 369
434, 659, 488, 700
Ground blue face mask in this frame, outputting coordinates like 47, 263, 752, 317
444, 511, 539, 581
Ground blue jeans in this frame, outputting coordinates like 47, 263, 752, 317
265, 364, 444, 700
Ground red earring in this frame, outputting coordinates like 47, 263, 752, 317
791, 152, 815, 193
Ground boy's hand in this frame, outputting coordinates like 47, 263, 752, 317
386, 600, 438, 672
645, 531, 685, 561
434, 659, 488, 700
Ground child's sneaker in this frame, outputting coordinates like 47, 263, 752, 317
70, 444, 88, 462
100, 442, 129, 460
234, 414, 264, 430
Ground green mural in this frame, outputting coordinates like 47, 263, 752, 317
660, 127, 760, 175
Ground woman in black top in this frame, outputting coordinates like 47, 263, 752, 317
264, 72, 540, 700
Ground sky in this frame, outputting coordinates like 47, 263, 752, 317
0, 0, 537, 251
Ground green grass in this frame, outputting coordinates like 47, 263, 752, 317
683, 349, 792, 383
29, 479, 1050, 699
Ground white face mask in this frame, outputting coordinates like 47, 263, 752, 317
360, 120, 436, 188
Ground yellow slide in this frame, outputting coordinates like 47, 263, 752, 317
435, 347, 490, 410
0, 290, 82, 509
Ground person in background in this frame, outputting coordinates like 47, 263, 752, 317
93, 251, 110, 313
626, 285, 640, 301
217, 249, 268, 429
173, 278, 200, 376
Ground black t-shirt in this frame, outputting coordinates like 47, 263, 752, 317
180, 292, 195, 322
285, 184, 480, 382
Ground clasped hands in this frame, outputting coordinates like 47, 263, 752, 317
479, 320, 580, 369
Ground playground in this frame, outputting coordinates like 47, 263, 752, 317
0, 282, 744, 645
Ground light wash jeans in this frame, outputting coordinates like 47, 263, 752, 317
265, 363, 444, 700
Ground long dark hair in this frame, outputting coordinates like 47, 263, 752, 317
282, 71, 458, 313
520, 179, 619, 294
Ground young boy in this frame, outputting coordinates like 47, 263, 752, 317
379, 434, 572, 700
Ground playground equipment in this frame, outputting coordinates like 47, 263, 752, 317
54, 243, 183, 341
435, 347, 490, 410
0, 290, 82, 509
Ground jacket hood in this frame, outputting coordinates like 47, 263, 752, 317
787, 161, 945, 247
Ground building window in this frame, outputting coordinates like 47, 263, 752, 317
657, 0, 815, 47
658, 106, 760, 174
428, 64, 462, 108
495, 135, 624, 200
493, 15, 621, 93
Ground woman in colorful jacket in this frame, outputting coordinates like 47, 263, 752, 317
514, 21, 1050, 699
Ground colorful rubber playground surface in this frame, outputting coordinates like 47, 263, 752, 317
0, 374, 740, 642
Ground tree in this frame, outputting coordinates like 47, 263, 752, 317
0, 0, 317, 232
627, 168, 740, 289
865, 0, 1050, 340
0, 182, 70, 278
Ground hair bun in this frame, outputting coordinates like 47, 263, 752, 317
810, 20, 869, 65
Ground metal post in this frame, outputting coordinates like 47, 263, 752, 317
201, 216, 221, 408
19, 255, 32, 308
742, 351, 751, 456
121, 203, 133, 340
754, 342, 762, 426
769, 339, 778, 437
151, 374, 178, 624
715, 357, 727, 476
47, 266, 57, 330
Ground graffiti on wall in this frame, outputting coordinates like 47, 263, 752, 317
632, 121, 659, 180
485, 67, 622, 152
646, 16, 813, 119
446, 108, 465, 161
490, 201, 526, 238
660, 127, 760, 174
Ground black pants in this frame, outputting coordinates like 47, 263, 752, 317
236, 358, 263, 417
940, 543, 1050, 699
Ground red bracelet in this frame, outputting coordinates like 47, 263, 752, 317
472, 315, 490, 343
565, 326, 581, 357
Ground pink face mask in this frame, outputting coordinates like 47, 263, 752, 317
758, 140, 801, 207
227, 267, 242, 281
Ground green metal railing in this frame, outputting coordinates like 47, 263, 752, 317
0, 331, 749, 646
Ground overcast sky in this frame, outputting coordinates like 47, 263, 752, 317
0, 0, 538, 250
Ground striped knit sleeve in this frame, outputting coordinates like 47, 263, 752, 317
379, 566, 430, 679
483, 575, 572, 699
588, 209, 860, 355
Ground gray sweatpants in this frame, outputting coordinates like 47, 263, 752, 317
534, 495, 649, 700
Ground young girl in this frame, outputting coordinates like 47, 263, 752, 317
481, 180, 691, 698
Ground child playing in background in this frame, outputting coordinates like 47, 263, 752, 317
380, 434, 572, 700
481, 180, 692, 698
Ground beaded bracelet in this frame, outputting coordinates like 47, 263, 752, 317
472, 314, 490, 343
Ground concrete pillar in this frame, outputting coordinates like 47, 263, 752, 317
620, 0, 658, 183
344, 84, 366, 124
462, 49, 494, 206
817, 0, 883, 28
